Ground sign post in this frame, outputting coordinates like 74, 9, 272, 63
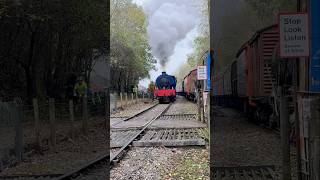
279, 13, 310, 180
197, 66, 207, 122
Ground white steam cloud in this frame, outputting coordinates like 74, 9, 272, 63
144, 0, 202, 67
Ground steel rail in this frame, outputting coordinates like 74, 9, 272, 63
111, 102, 159, 126
110, 103, 172, 168
0, 174, 62, 179
54, 153, 108, 180
55, 103, 170, 180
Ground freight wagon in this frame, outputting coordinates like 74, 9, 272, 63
212, 24, 290, 127
183, 69, 197, 101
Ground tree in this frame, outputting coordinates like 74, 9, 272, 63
110, 0, 156, 93
0, 0, 108, 102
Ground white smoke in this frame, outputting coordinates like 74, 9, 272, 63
143, 0, 202, 67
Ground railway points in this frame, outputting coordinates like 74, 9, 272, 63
110, 96, 209, 179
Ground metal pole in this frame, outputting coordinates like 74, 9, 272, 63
280, 92, 291, 180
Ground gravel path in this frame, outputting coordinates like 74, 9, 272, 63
165, 97, 197, 115
110, 147, 209, 180
212, 107, 298, 179
110, 147, 184, 180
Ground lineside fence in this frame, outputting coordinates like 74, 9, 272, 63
0, 93, 109, 171
110, 91, 150, 113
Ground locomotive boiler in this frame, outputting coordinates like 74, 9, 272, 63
154, 72, 177, 103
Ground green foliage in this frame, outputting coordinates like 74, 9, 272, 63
0, 0, 108, 101
110, 0, 155, 92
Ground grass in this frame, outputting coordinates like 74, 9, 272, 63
164, 148, 209, 180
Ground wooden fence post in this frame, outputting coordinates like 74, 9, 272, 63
131, 93, 134, 104
114, 95, 117, 111
32, 98, 41, 152
69, 100, 75, 139
125, 93, 128, 107
136, 92, 138, 103
120, 93, 123, 108
82, 97, 88, 135
49, 98, 56, 149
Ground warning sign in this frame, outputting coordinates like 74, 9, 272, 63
279, 13, 310, 58
197, 66, 207, 80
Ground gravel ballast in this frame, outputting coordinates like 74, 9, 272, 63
211, 107, 298, 179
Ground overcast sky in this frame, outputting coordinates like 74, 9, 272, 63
133, 0, 202, 88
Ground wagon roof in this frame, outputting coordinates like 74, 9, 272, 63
236, 41, 249, 57
183, 68, 197, 80
236, 24, 278, 57
248, 24, 278, 44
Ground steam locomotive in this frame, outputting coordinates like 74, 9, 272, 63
154, 72, 177, 103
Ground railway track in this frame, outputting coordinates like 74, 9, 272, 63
0, 103, 163, 180
110, 102, 159, 127
1, 99, 202, 179
52, 103, 171, 179
110, 103, 172, 169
